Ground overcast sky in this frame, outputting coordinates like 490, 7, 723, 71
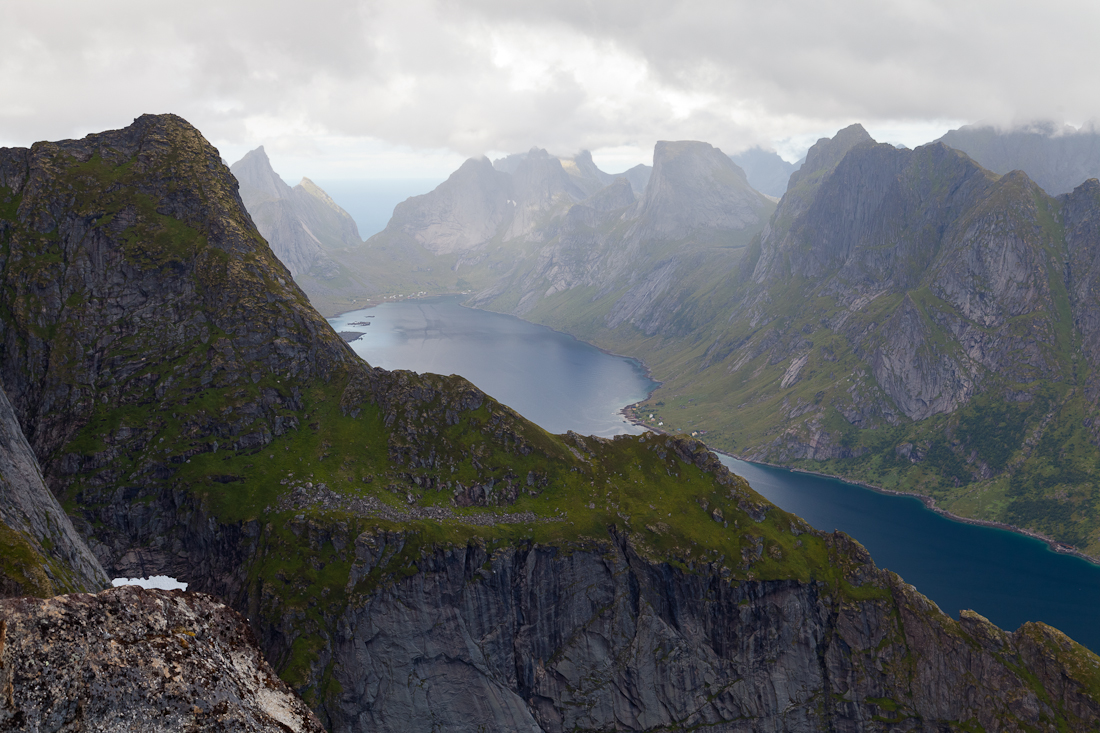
2, 0, 1096, 181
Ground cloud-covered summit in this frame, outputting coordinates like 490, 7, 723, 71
2, 0, 1094, 177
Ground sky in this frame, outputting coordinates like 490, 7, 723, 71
2, 0, 1097, 181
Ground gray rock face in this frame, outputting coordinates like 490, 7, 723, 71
619, 163, 652, 196
0, 586, 325, 732
307, 532, 1100, 732
380, 145, 662, 260
0, 383, 108, 595
939, 121, 1100, 195
738, 132, 1070, 423
630, 141, 772, 241
504, 149, 588, 240
466, 141, 775, 336
385, 156, 514, 254
230, 146, 361, 277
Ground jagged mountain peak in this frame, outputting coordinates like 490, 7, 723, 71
753, 136, 999, 287
231, 145, 291, 205
789, 123, 874, 188
229, 148, 359, 276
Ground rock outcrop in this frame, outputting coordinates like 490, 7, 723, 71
0, 585, 324, 732
385, 156, 515, 254
628, 141, 773, 242
311, 531, 1100, 732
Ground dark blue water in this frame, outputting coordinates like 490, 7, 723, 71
314, 179, 444, 239
329, 297, 1100, 653
328, 296, 656, 437
721, 457, 1100, 652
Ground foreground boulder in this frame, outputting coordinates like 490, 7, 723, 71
0, 585, 324, 732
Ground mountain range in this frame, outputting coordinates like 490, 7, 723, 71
259, 121, 1100, 563
1, 115, 1099, 729
938, 121, 1100, 196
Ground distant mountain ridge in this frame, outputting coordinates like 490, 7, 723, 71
938, 121, 1100, 195
729, 146, 802, 198
289, 120, 1100, 558
230, 146, 362, 276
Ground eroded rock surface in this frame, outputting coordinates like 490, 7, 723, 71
0, 585, 324, 732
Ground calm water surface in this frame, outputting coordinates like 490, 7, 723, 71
329, 296, 656, 437
722, 457, 1100, 653
329, 297, 1100, 653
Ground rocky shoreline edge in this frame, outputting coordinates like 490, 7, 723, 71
618, 405, 1100, 568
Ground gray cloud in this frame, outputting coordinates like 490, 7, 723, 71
1, 0, 1094, 175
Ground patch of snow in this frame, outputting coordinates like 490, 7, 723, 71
112, 576, 188, 591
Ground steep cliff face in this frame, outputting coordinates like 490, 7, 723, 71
0, 585, 325, 732
630, 141, 772, 242
467, 140, 775, 336
0, 382, 107, 596
231, 146, 361, 278
939, 121, 1100, 195
0, 114, 357, 593
4, 115, 1099, 732
385, 156, 514, 254
309, 532, 1100, 732
590, 125, 1100, 554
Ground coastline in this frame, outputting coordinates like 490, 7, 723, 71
618, 405, 1100, 567
732, 456, 1100, 567
332, 292, 1100, 568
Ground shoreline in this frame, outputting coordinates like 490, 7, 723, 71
618, 407, 1100, 567
331, 292, 1100, 568
730, 456, 1100, 567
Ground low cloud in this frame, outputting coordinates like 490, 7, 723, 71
1, 0, 1092, 176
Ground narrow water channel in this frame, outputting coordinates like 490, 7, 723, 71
329, 296, 1100, 653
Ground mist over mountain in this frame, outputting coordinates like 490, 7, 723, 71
938, 122, 1100, 195
729, 146, 803, 198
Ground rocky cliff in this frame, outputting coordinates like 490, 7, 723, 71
2, 114, 1099, 731
0, 585, 324, 732
0, 381, 107, 596
596, 125, 1100, 556
939, 121, 1100, 195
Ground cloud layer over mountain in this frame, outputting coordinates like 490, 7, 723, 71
2, 0, 1095, 176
